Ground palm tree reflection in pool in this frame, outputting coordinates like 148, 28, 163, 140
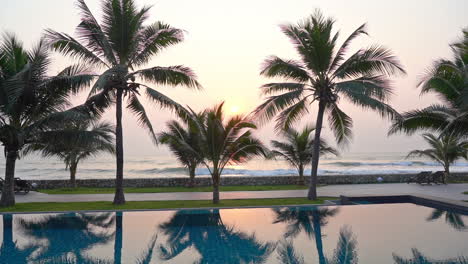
0, 214, 37, 263
158, 209, 275, 263
393, 248, 468, 264
273, 206, 339, 264
17, 213, 115, 263
276, 226, 358, 264
426, 209, 466, 231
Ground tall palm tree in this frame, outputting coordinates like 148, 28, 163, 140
389, 29, 468, 136
393, 248, 468, 264
0, 34, 93, 206
406, 133, 468, 183
273, 206, 339, 264
166, 103, 266, 203
254, 10, 405, 200
23, 121, 115, 188
45, 0, 202, 204
269, 125, 338, 185
158, 209, 275, 263
158, 111, 204, 187
426, 209, 466, 231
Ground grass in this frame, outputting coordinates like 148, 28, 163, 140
0, 197, 336, 213
463, 191, 468, 195
38, 184, 312, 194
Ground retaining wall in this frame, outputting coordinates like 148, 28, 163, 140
32, 173, 468, 189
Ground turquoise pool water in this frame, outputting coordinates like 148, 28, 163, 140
0, 203, 466, 263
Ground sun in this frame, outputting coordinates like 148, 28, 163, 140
230, 105, 240, 114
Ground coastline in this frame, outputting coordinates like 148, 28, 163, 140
32, 172, 468, 189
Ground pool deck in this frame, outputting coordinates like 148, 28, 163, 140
12, 183, 468, 203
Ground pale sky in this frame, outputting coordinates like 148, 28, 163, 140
1, 0, 467, 156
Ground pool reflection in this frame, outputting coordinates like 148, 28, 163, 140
0, 203, 466, 264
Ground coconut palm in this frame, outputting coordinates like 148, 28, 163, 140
389, 29, 468, 136
273, 206, 339, 264
406, 133, 468, 183
427, 209, 466, 231
45, 0, 202, 204
167, 103, 266, 203
158, 111, 204, 187
158, 209, 275, 263
254, 10, 405, 200
23, 121, 115, 188
269, 125, 338, 185
0, 34, 94, 206
393, 248, 468, 264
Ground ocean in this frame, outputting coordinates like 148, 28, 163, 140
1, 152, 468, 180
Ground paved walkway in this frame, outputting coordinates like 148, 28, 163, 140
12, 183, 468, 203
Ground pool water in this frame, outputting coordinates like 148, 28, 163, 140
0, 203, 466, 264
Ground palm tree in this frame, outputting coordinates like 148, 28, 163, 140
426, 209, 466, 231
23, 121, 115, 188
389, 29, 468, 136
0, 34, 93, 206
158, 209, 275, 263
158, 111, 204, 187
166, 103, 266, 203
269, 125, 338, 185
45, 0, 202, 204
393, 248, 468, 264
406, 133, 468, 183
273, 206, 339, 264
254, 10, 405, 200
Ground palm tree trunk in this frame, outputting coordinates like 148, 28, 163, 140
189, 166, 196, 188
444, 164, 450, 184
212, 172, 220, 204
308, 101, 326, 200
0, 150, 18, 207
113, 88, 126, 205
312, 210, 326, 264
298, 164, 305, 185
114, 212, 123, 264
69, 162, 78, 188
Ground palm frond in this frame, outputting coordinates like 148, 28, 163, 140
260, 56, 309, 82
327, 104, 353, 145
133, 65, 201, 89
126, 93, 157, 143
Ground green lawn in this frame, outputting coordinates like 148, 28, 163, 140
0, 197, 335, 213
38, 184, 312, 194
463, 191, 468, 195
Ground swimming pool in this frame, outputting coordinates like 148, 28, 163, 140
0, 203, 466, 263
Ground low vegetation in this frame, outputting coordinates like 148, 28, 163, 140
0, 197, 336, 213
38, 185, 312, 194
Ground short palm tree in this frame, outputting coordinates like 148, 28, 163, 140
168, 103, 266, 203
0, 34, 93, 206
254, 10, 405, 200
24, 121, 115, 188
389, 29, 468, 136
46, 0, 202, 204
406, 133, 468, 183
269, 125, 338, 185
158, 112, 204, 187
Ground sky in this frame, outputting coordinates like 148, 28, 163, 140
1, 0, 467, 156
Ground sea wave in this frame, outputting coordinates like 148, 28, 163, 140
324, 161, 468, 167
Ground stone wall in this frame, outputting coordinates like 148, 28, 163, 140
32, 173, 468, 189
